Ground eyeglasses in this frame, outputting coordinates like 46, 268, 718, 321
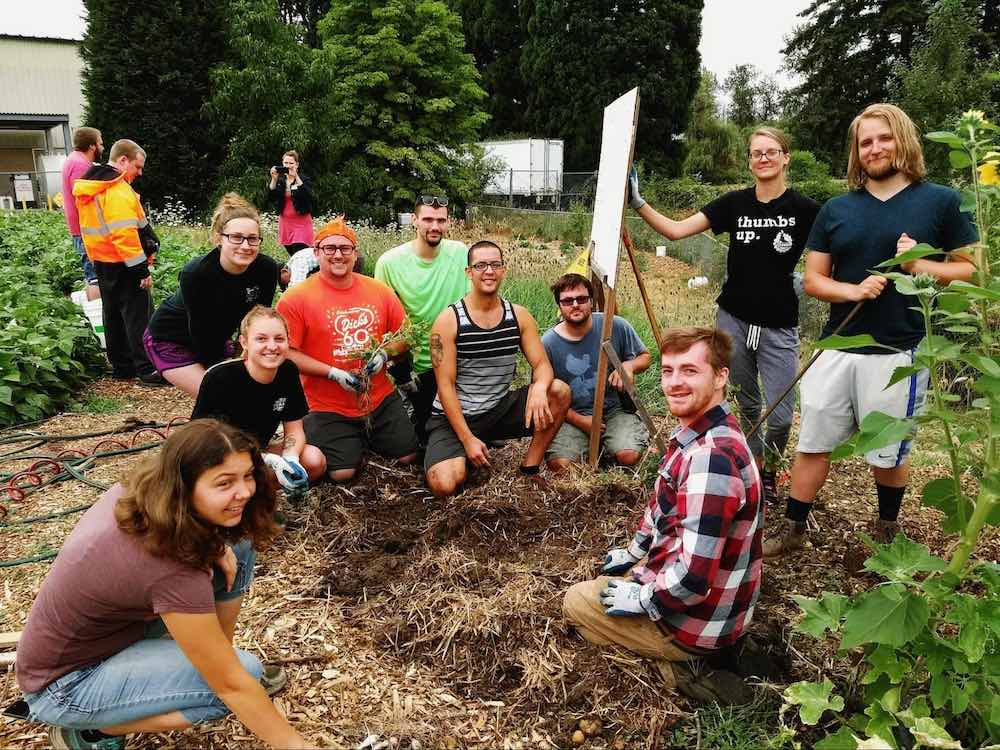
318, 244, 356, 256
470, 261, 505, 272
749, 148, 784, 161
558, 295, 591, 307
221, 233, 262, 247
419, 194, 449, 208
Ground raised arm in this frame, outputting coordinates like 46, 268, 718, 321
628, 166, 711, 241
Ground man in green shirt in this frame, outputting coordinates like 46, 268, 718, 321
375, 195, 470, 443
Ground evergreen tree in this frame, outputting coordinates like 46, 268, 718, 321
207, 0, 315, 207
724, 64, 759, 128
312, 0, 490, 219
520, 0, 703, 173
80, 0, 228, 211
683, 70, 744, 183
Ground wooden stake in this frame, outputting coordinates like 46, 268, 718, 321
588, 284, 617, 467
601, 341, 666, 454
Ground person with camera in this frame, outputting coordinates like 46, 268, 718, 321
268, 151, 314, 256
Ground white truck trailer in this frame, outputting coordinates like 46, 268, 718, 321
479, 138, 564, 197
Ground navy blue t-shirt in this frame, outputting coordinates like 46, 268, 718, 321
806, 182, 977, 353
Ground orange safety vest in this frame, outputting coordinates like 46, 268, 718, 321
73, 173, 149, 268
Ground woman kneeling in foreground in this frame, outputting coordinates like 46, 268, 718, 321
16, 419, 309, 749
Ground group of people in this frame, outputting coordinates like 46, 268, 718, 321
22, 102, 977, 749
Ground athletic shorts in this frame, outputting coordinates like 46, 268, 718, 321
424, 386, 533, 471
546, 410, 649, 462
142, 330, 198, 373
797, 348, 928, 468
304, 391, 418, 471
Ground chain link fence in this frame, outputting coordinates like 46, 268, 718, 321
480, 170, 599, 211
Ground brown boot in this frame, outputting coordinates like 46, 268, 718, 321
762, 520, 806, 558
845, 517, 901, 575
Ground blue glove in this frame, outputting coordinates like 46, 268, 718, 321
627, 166, 646, 211
600, 579, 644, 616
363, 350, 389, 378
602, 547, 641, 575
263, 453, 309, 493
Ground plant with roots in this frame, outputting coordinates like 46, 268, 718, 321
779, 111, 1000, 749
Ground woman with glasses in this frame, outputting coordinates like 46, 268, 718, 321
268, 150, 314, 256
144, 193, 279, 397
628, 127, 821, 503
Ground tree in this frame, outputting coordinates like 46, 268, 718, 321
724, 64, 758, 128
683, 70, 744, 183
446, 0, 533, 136
277, 0, 331, 47
520, 0, 704, 173
207, 0, 315, 208
782, 0, 930, 171
312, 0, 490, 220
80, 0, 229, 211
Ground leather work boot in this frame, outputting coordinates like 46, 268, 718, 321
762, 520, 806, 558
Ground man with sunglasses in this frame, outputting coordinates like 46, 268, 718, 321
424, 240, 570, 498
542, 273, 651, 469
277, 218, 419, 482
375, 194, 470, 444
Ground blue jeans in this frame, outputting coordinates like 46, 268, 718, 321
73, 235, 98, 285
24, 540, 262, 729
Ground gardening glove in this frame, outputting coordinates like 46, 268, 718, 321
627, 166, 646, 210
599, 578, 645, 616
328, 366, 361, 393
363, 349, 389, 378
263, 453, 309, 494
601, 544, 643, 575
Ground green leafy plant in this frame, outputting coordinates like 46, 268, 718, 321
780, 111, 1000, 749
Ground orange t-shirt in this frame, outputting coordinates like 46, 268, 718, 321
276, 272, 405, 417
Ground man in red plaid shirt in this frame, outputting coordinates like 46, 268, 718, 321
563, 326, 763, 691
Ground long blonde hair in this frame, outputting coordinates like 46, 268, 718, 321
846, 104, 926, 189
210, 192, 260, 244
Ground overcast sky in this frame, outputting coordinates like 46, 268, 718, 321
2, 0, 811, 86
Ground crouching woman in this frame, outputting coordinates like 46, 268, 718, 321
16, 420, 309, 750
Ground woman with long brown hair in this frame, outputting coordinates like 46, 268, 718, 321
16, 420, 310, 749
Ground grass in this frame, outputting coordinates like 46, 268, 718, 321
665, 694, 795, 750
73, 395, 126, 415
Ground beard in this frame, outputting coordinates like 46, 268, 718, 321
864, 159, 898, 181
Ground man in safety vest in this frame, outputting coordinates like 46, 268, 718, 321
74, 139, 165, 386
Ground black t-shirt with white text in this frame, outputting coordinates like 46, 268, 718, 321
701, 187, 820, 328
191, 359, 309, 447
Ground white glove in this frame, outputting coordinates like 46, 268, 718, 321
263, 453, 309, 493
328, 366, 361, 393
627, 166, 646, 210
363, 350, 389, 377
602, 547, 641, 575
599, 579, 645, 617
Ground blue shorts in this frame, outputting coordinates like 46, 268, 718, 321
73, 235, 98, 286
23, 540, 262, 729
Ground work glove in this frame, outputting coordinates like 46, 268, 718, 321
328, 366, 361, 393
599, 579, 645, 616
627, 166, 646, 210
263, 453, 309, 494
363, 349, 389, 378
602, 547, 642, 575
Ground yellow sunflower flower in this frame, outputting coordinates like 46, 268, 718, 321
980, 161, 1000, 186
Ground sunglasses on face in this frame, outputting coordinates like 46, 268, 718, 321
558, 295, 591, 307
419, 194, 449, 208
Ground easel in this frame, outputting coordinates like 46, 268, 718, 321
587, 89, 665, 467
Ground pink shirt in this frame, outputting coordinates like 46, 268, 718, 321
278, 192, 314, 246
61, 150, 93, 236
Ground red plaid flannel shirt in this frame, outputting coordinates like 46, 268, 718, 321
629, 403, 763, 651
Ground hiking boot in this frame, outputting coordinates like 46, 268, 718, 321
845, 517, 902, 576
872, 518, 901, 544
137, 372, 169, 387
261, 664, 288, 696
670, 660, 755, 706
762, 520, 806, 558
48, 727, 124, 750
761, 470, 778, 505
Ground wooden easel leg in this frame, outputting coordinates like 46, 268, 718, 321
622, 229, 663, 351
588, 285, 617, 467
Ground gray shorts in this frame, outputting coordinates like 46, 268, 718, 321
546, 410, 649, 463
424, 387, 533, 471
797, 348, 928, 468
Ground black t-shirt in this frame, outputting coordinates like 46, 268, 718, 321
701, 187, 820, 328
147, 247, 279, 366
191, 359, 309, 447
806, 182, 978, 353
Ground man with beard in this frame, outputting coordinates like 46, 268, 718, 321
563, 327, 762, 699
62, 126, 103, 300
375, 195, 470, 443
542, 273, 651, 469
764, 104, 977, 558
424, 240, 570, 498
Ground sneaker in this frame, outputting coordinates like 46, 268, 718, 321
762, 520, 807, 558
137, 372, 169, 388
48, 727, 124, 750
261, 664, 288, 696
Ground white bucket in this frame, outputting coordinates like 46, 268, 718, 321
656, 245, 666, 257
397, 212, 414, 227
80, 297, 106, 348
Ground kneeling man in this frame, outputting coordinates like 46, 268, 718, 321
563, 327, 762, 682
543, 273, 651, 469
425, 240, 570, 498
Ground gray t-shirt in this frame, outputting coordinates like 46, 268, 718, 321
542, 313, 647, 416
17, 485, 217, 694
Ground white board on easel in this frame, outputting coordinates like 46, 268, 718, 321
588, 87, 640, 289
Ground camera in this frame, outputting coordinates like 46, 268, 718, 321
274, 165, 289, 174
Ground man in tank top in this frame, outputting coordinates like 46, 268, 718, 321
424, 240, 570, 498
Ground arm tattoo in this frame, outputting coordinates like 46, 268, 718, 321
430, 333, 444, 368
282, 436, 297, 452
